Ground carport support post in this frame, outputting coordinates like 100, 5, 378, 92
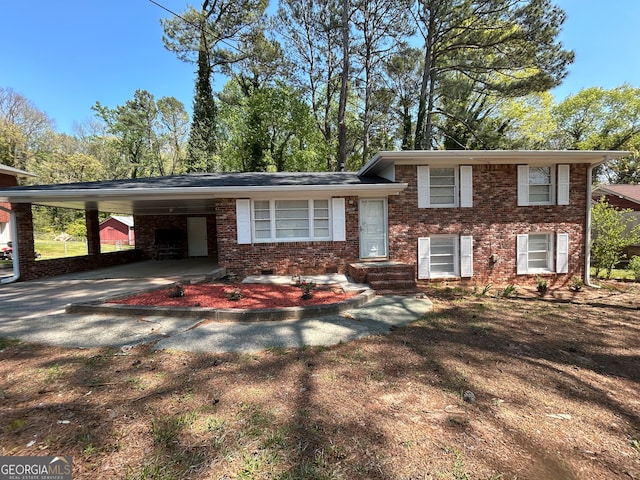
86, 209, 101, 256
13, 203, 36, 278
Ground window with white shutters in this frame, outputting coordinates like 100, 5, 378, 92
417, 166, 473, 208
417, 235, 473, 279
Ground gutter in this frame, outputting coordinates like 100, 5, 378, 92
584, 160, 605, 289
0, 206, 19, 284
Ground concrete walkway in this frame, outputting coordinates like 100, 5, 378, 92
0, 260, 432, 353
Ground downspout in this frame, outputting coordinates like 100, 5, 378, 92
0, 206, 19, 284
584, 159, 606, 288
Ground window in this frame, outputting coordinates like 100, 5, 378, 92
417, 166, 473, 208
518, 164, 570, 206
236, 198, 342, 244
528, 233, 553, 271
418, 235, 473, 279
516, 232, 569, 274
529, 167, 553, 204
430, 168, 457, 206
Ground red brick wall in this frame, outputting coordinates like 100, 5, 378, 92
0, 174, 17, 223
0, 202, 10, 223
215, 197, 361, 278
389, 164, 589, 287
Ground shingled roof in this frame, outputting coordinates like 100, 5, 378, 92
0, 171, 406, 215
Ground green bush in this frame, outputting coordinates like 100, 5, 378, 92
628, 256, 640, 281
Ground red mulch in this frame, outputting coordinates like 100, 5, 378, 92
108, 283, 356, 309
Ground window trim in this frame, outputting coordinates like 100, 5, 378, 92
418, 235, 474, 279
250, 198, 332, 243
429, 167, 459, 208
517, 232, 562, 275
518, 164, 570, 206
417, 165, 473, 208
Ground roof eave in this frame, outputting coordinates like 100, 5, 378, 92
359, 150, 631, 176
0, 183, 409, 205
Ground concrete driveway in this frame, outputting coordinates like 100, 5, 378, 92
0, 259, 432, 352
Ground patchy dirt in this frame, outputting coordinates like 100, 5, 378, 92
108, 282, 356, 309
0, 280, 638, 479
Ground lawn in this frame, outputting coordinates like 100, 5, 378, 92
33, 239, 134, 259
0, 282, 638, 479
591, 267, 637, 281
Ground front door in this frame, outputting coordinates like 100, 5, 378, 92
187, 217, 208, 257
359, 199, 388, 259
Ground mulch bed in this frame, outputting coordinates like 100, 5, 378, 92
108, 282, 357, 309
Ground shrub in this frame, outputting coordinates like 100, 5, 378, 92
628, 256, 640, 282
536, 276, 548, 295
568, 276, 584, 292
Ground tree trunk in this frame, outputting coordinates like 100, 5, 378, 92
414, 10, 435, 150
336, 0, 350, 171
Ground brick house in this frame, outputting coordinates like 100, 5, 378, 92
0, 163, 36, 249
0, 150, 628, 288
592, 184, 640, 260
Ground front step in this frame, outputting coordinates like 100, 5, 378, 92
347, 262, 417, 294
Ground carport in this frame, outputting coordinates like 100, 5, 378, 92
0, 175, 225, 282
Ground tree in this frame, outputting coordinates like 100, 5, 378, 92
36, 133, 106, 185
0, 87, 54, 171
336, 0, 350, 171
162, 0, 268, 172
157, 97, 189, 175
276, 0, 343, 171
412, 0, 573, 150
92, 90, 188, 179
438, 74, 510, 149
553, 85, 640, 183
351, 0, 413, 163
217, 79, 324, 172
383, 45, 423, 150
591, 197, 640, 279
93, 90, 159, 179
497, 92, 557, 149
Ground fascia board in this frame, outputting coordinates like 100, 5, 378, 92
0, 183, 408, 204
361, 150, 631, 173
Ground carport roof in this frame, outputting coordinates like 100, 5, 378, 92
0, 171, 407, 215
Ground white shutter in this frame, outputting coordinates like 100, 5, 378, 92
417, 166, 430, 208
556, 232, 569, 273
516, 234, 529, 274
517, 165, 529, 206
459, 166, 473, 207
331, 197, 346, 241
417, 237, 431, 279
236, 199, 251, 244
557, 164, 570, 205
460, 235, 473, 277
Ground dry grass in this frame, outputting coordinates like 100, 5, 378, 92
0, 281, 639, 479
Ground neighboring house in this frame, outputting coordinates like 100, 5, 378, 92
0, 163, 36, 248
592, 184, 640, 259
99, 215, 135, 246
0, 150, 629, 287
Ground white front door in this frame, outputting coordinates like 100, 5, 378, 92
359, 199, 388, 259
187, 217, 208, 257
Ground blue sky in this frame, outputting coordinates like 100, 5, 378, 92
1, 0, 639, 134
